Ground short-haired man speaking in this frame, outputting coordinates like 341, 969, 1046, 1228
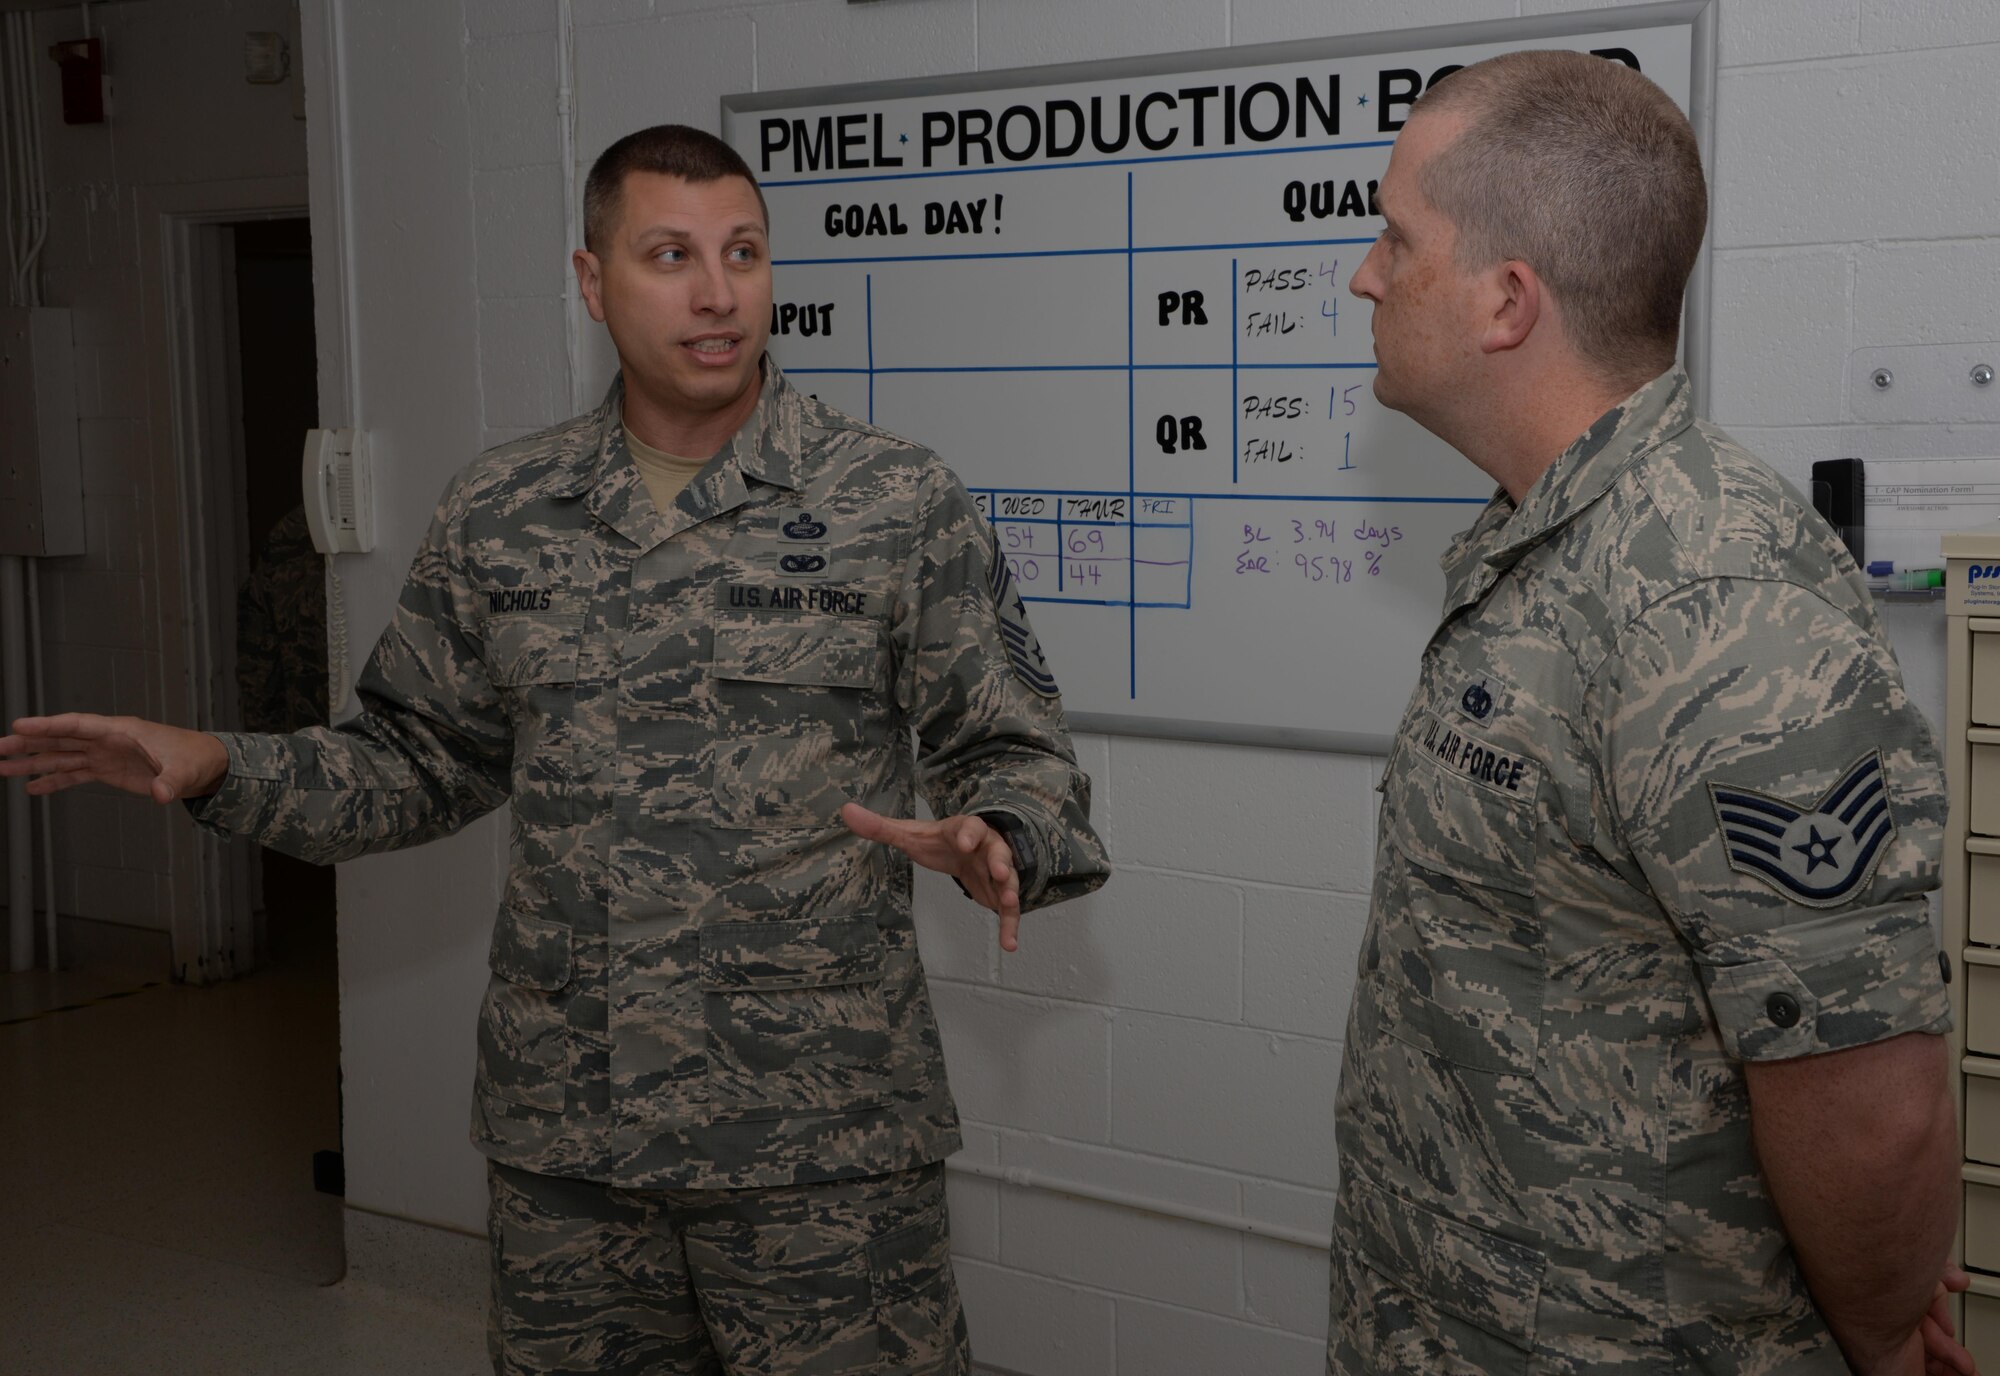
1331, 51, 1969, 1376
1, 125, 1109, 1374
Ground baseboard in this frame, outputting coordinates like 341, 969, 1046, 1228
339, 1205, 487, 1328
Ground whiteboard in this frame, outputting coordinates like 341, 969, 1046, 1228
724, 3, 1715, 752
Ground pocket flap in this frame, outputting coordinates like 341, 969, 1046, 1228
1383, 722, 1539, 896
711, 618, 881, 690
486, 612, 584, 688
699, 916, 885, 991
1346, 1176, 1542, 1350
489, 908, 574, 990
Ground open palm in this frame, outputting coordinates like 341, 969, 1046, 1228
0, 713, 229, 803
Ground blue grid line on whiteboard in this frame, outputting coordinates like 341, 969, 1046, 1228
774, 239, 1378, 267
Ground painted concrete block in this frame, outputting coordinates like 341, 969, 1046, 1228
574, 12, 755, 158
1862, 0, 2000, 53
1707, 249, 1849, 430
947, 1172, 1001, 1263
467, 0, 558, 39
111, 800, 171, 875
1232, 0, 1512, 47
1242, 1179, 1336, 1239
468, 34, 562, 171
1241, 885, 1368, 1040
1110, 1013, 1340, 1186
999, 1188, 1241, 1314
958, 1259, 1115, 1376
1717, 0, 1859, 66
1715, 50, 2000, 249
753, 0, 975, 96
931, 982, 1111, 1141
1115, 1297, 1326, 1376
1106, 737, 1376, 888
1243, 1233, 1332, 1336
997, 1129, 1242, 1218
573, 0, 655, 25
1853, 239, 2000, 350
78, 419, 146, 500
1001, 869, 1242, 1022
977, 0, 1224, 71
473, 164, 572, 300
479, 297, 571, 431
913, 866, 998, 985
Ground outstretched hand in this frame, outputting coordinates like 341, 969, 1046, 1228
1922, 1265, 1977, 1376
0, 714, 230, 804
841, 802, 1024, 951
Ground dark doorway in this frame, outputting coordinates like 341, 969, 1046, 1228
228, 217, 336, 971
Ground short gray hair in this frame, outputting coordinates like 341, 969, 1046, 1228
1412, 50, 1705, 385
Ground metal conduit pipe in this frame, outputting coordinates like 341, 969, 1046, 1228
941, 1157, 1328, 1251
2, 552, 34, 971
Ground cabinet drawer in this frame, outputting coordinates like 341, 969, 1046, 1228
1977, 739, 2000, 837
1970, 1293, 2000, 1373
1971, 1066, 2000, 1165
1968, 1182, 2000, 1273
1976, 629, 2000, 727
1977, 849, 2000, 946
1970, 965, 2000, 1056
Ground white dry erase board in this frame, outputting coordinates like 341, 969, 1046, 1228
724, 2, 1716, 753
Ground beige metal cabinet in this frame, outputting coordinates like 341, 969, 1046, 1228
1944, 528, 2000, 1355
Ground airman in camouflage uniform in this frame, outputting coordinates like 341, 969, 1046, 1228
236, 504, 329, 734
0, 126, 1108, 1375
1333, 52, 1964, 1376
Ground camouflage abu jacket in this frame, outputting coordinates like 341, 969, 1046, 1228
192, 361, 1109, 1189
1330, 368, 1949, 1375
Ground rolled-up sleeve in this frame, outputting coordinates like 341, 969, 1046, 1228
1593, 576, 1950, 1061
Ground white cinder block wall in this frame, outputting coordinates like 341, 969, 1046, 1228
315, 1, 2000, 1372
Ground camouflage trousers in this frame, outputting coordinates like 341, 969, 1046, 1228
486, 1158, 971, 1375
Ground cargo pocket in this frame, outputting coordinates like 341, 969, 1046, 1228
1374, 730, 1545, 1075
485, 610, 584, 826
709, 618, 883, 829
868, 1185, 967, 1375
477, 907, 575, 1113
1344, 1176, 1542, 1376
698, 916, 892, 1123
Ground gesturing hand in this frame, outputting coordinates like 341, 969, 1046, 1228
0, 714, 231, 804
1922, 1265, 1977, 1376
840, 802, 1025, 951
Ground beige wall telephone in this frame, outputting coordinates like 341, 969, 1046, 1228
300, 427, 374, 714
301, 427, 375, 555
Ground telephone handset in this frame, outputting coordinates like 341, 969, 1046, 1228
301, 427, 376, 555
300, 427, 374, 715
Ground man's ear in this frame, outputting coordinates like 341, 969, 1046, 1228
573, 249, 607, 324
1481, 259, 1542, 356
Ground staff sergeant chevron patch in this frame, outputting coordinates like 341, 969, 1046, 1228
1707, 751, 1898, 908
989, 528, 1059, 698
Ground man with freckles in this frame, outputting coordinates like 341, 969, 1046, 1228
1333, 50, 1972, 1376
1, 125, 1107, 1375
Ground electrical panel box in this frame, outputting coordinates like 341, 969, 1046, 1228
0, 307, 83, 557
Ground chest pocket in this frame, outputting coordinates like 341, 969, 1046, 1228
709, 616, 887, 829
485, 610, 584, 824
1371, 731, 1545, 1076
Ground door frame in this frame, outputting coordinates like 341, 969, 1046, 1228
137, 176, 309, 983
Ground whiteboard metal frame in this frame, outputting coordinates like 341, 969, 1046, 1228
725, 0, 1719, 755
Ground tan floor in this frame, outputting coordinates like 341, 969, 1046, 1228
0, 907, 489, 1374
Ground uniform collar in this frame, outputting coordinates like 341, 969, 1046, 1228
552, 358, 810, 552
1440, 366, 1693, 615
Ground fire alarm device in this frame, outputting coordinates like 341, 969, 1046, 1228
244, 32, 290, 85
